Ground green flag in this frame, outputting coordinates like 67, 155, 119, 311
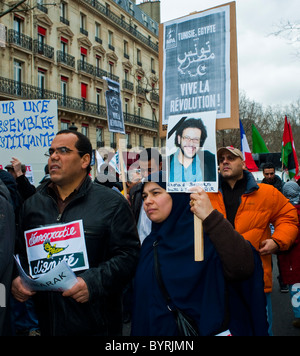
252, 124, 269, 153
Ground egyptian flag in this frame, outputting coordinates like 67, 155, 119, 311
281, 116, 299, 179
240, 120, 258, 172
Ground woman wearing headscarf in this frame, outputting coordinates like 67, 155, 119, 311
278, 181, 300, 328
131, 171, 269, 336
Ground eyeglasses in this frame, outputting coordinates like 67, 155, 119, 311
45, 146, 83, 157
182, 136, 200, 144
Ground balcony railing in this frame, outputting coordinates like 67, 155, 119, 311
82, 0, 158, 52
95, 67, 108, 80
0, 76, 158, 130
7, 29, 32, 51
136, 85, 146, 97
106, 72, 119, 83
80, 28, 89, 36
60, 16, 70, 25
95, 36, 102, 44
122, 80, 134, 92
37, 3, 48, 13
124, 113, 157, 130
150, 91, 159, 103
33, 40, 54, 59
57, 50, 75, 68
77, 59, 94, 76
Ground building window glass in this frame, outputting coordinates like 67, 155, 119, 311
38, 68, 46, 97
96, 127, 103, 147
81, 123, 89, 137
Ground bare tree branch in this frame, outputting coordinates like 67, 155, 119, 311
0, 0, 27, 17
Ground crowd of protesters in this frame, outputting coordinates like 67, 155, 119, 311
0, 130, 299, 336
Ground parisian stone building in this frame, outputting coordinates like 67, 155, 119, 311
0, 0, 161, 163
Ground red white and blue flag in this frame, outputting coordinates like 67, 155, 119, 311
240, 120, 258, 172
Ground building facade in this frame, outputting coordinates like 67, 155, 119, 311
0, 0, 160, 161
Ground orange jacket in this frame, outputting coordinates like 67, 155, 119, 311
208, 171, 299, 293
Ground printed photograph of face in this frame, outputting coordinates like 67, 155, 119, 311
166, 111, 218, 192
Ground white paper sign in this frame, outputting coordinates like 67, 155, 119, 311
14, 255, 78, 292
24, 220, 89, 278
0, 99, 58, 185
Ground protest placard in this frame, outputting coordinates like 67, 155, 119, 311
0, 99, 58, 185
159, 2, 239, 134
160, 3, 239, 261
104, 77, 125, 134
24, 220, 89, 278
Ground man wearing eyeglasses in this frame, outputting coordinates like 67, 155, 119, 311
12, 130, 140, 336
169, 118, 216, 183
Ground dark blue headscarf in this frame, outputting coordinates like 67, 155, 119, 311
131, 171, 226, 336
131, 171, 268, 336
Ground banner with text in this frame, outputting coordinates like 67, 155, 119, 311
0, 99, 58, 184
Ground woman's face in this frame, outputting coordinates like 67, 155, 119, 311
142, 182, 173, 223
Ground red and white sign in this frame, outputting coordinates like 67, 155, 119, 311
24, 220, 89, 277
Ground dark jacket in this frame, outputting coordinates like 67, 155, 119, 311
0, 169, 22, 212
129, 182, 143, 223
132, 189, 268, 336
0, 179, 15, 335
261, 174, 283, 192
277, 204, 300, 285
16, 176, 140, 336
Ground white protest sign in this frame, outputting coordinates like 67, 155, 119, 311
0, 99, 58, 185
24, 220, 89, 278
25, 164, 34, 185
14, 256, 78, 292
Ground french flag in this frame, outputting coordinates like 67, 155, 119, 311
240, 120, 259, 172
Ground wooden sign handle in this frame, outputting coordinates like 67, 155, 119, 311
194, 215, 204, 261
117, 134, 127, 197
118, 144, 127, 197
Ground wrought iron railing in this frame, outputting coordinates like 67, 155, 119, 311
78, 59, 95, 76
0, 76, 158, 130
33, 40, 54, 59
7, 29, 32, 51
122, 80, 134, 92
57, 50, 75, 68
82, 0, 158, 52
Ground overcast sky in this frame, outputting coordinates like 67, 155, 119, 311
138, 0, 300, 108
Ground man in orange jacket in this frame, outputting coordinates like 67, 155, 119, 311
208, 146, 299, 335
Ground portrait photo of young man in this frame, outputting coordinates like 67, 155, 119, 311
166, 113, 218, 192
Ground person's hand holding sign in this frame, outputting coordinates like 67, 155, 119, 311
11, 276, 36, 303
189, 186, 214, 262
189, 186, 214, 221
62, 277, 89, 303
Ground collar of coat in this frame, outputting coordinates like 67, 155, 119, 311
218, 169, 259, 195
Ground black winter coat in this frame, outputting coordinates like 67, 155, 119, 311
16, 176, 140, 336
0, 180, 15, 335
